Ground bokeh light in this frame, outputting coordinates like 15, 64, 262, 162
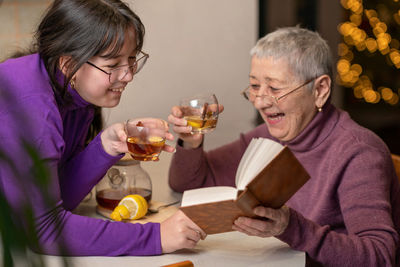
338, 0, 400, 106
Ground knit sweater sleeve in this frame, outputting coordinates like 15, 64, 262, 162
278, 146, 399, 266
169, 133, 254, 192
58, 133, 122, 210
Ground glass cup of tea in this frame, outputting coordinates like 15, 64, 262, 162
179, 93, 219, 134
125, 119, 166, 161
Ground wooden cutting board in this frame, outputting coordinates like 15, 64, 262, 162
96, 201, 179, 223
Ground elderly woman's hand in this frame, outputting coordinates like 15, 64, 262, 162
167, 106, 204, 149
232, 205, 290, 237
167, 104, 224, 149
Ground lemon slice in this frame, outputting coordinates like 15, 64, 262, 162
110, 194, 148, 221
185, 116, 203, 129
148, 136, 165, 146
110, 205, 130, 221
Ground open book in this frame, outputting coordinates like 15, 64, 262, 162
180, 138, 310, 234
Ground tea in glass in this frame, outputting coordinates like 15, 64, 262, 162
126, 120, 166, 161
96, 187, 152, 210
126, 136, 165, 161
180, 93, 219, 134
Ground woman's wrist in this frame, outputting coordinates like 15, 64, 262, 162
177, 138, 203, 149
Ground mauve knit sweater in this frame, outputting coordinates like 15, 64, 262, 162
169, 103, 400, 266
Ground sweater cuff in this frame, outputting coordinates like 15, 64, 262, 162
94, 131, 124, 162
153, 223, 163, 255
276, 207, 322, 252
177, 138, 204, 150
276, 207, 300, 244
175, 141, 204, 160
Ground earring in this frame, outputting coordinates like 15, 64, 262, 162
70, 78, 76, 89
317, 106, 322, 112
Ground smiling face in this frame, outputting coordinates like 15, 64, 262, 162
249, 56, 319, 142
72, 28, 137, 108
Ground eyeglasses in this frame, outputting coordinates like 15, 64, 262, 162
241, 77, 316, 104
86, 51, 149, 83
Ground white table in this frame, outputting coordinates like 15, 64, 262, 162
6, 153, 305, 267
28, 232, 304, 267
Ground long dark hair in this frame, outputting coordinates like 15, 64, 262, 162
36, 0, 145, 142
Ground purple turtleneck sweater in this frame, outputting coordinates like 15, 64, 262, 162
169, 103, 400, 266
0, 54, 162, 256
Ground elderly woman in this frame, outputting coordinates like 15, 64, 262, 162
168, 27, 400, 266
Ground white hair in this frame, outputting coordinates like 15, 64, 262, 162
250, 26, 333, 90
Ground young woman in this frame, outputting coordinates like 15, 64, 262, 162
0, 0, 205, 256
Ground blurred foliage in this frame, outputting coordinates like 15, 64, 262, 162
0, 76, 68, 267
0, 148, 45, 267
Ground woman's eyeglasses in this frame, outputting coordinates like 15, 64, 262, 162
86, 51, 149, 83
241, 78, 316, 104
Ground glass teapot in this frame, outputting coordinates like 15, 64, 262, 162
95, 155, 152, 211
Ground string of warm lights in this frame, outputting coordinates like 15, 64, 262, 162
338, 0, 400, 105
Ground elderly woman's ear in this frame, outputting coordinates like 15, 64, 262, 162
313, 74, 331, 111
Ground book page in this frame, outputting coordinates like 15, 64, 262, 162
251, 140, 284, 177
235, 138, 262, 186
181, 186, 238, 207
236, 138, 284, 190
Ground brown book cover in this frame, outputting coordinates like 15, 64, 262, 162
180, 138, 310, 235
180, 200, 247, 234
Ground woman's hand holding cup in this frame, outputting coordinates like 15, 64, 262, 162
168, 93, 224, 149
101, 118, 175, 157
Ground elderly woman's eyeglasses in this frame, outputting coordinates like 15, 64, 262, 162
241, 78, 316, 104
86, 51, 149, 83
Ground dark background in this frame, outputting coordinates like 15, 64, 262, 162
257, 0, 400, 154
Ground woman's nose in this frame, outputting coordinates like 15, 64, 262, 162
253, 94, 275, 109
256, 84, 270, 97
120, 69, 134, 82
